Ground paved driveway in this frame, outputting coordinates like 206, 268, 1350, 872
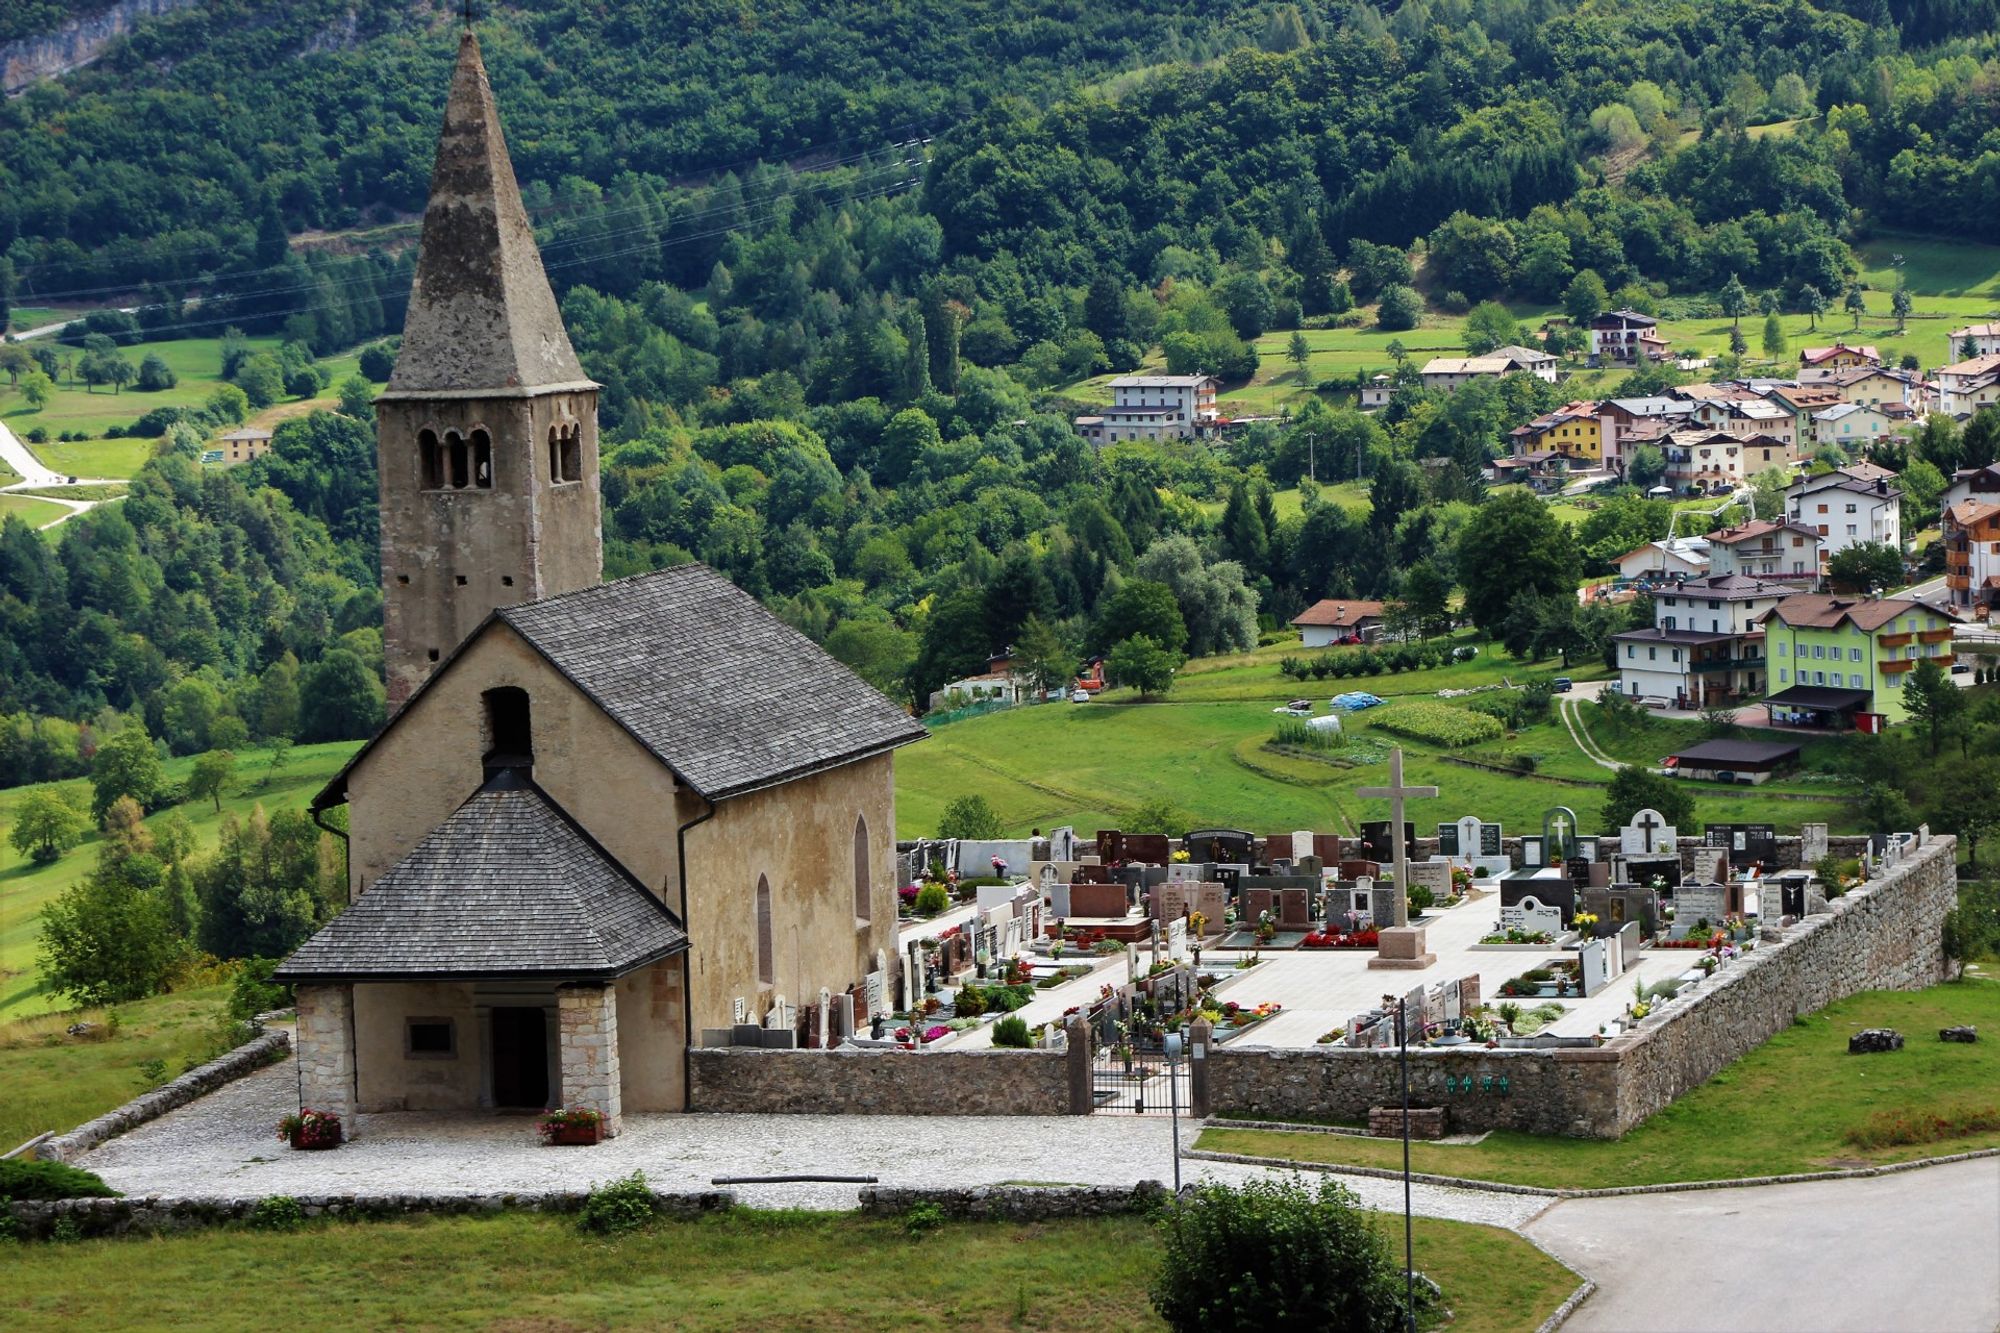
1529, 1157, 2000, 1332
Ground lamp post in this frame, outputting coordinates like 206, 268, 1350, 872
1392, 993, 1416, 1333
1165, 1030, 1183, 1194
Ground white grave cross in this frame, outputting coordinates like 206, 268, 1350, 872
1355, 747, 1439, 926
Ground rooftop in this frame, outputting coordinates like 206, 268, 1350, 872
1665, 738, 1804, 770
1763, 593, 1935, 632
1109, 375, 1215, 388
1292, 599, 1386, 628
276, 771, 689, 982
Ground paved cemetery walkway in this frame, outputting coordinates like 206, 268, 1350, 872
75, 1055, 1546, 1228
1529, 1156, 2000, 1332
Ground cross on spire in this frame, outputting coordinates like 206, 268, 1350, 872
460, 0, 479, 27
1355, 748, 1438, 925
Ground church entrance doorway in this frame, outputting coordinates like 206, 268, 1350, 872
490, 1006, 550, 1108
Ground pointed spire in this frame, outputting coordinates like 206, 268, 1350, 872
386, 31, 589, 397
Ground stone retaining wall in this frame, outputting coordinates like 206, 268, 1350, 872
690, 1045, 1072, 1115
858, 1183, 1171, 1219
1208, 837, 1957, 1138
36, 1030, 291, 1164
4, 1190, 734, 1241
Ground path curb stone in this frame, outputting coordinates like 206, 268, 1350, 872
36, 1030, 291, 1164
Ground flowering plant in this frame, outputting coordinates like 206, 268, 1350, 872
536, 1106, 604, 1143
278, 1108, 342, 1148
1573, 911, 1600, 931
1171, 850, 1191, 863
1188, 911, 1208, 936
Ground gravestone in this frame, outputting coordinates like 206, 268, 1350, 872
1619, 808, 1677, 857
1801, 822, 1829, 866
1151, 882, 1194, 922
1540, 806, 1581, 863
1519, 835, 1546, 868
833, 992, 855, 1042
1277, 888, 1313, 929
976, 883, 1022, 914
1185, 829, 1254, 864
1167, 918, 1190, 962
1578, 939, 1608, 996
1704, 823, 1776, 870
1498, 897, 1564, 939
1616, 920, 1642, 962
1049, 826, 1078, 861
1583, 885, 1661, 938
1457, 974, 1481, 1015
1165, 862, 1207, 883
1499, 868, 1576, 924
1402, 983, 1429, 1036
1067, 881, 1128, 919
1314, 833, 1344, 863
1290, 830, 1316, 861
1441, 977, 1462, 1025
1046, 878, 1073, 919
1675, 882, 1728, 930
1360, 820, 1418, 864
864, 969, 887, 1021
1407, 858, 1453, 904
1125, 834, 1173, 865
1095, 830, 1127, 863
1438, 815, 1504, 859
1338, 859, 1383, 881
1367, 878, 1398, 930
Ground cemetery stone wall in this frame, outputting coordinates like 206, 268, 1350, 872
689, 1045, 1071, 1115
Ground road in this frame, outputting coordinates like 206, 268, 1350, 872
1529, 1157, 2000, 1332
0, 418, 124, 529
9, 304, 140, 341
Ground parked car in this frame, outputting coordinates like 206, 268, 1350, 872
1551, 677, 1573, 693
1069, 689, 1090, 703
1450, 645, 1479, 662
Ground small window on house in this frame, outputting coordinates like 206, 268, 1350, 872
455, 574, 468, 586
448, 431, 469, 489
483, 686, 532, 767
756, 874, 774, 986
853, 815, 871, 923
472, 429, 494, 489
396, 574, 410, 585
427, 648, 440, 662
406, 1018, 455, 1058
501, 575, 514, 587
419, 429, 442, 490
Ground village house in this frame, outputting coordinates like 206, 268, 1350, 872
1596, 396, 1693, 468
1686, 394, 1798, 452
1702, 518, 1821, 584
1943, 461, 2000, 512
1611, 573, 1792, 708
1948, 322, 2000, 362
1935, 352, 2000, 417
1942, 498, 2000, 618
1812, 401, 1902, 447
1359, 373, 1394, 410
1763, 382, 1845, 443
211, 426, 273, 465
1508, 400, 1601, 464
1417, 344, 1558, 390
1786, 468, 1903, 569
274, 32, 927, 1135
1590, 309, 1668, 363
1798, 344, 1881, 371
1292, 598, 1386, 646
1801, 364, 1919, 412
1760, 594, 1957, 730
1611, 535, 1711, 585
1661, 428, 1745, 494
1073, 373, 1219, 444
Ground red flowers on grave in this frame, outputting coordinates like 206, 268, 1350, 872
1301, 927, 1380, 949
537, 1106, 606, 1145
278, 1108, 342, 1150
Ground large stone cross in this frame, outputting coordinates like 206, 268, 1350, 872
1356, 747, 1438, 927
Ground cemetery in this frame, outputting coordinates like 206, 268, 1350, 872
682, 747, 1961, 1142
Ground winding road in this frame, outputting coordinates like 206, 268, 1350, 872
0, 418, 124, 529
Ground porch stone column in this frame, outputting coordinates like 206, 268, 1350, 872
295, 983, 356, 1133
558, 983, 622, 1136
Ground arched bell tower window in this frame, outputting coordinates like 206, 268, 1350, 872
420, 429, 442, 490
853, 815, 871, 922
550, 421, 582, 484
471, 429, 493, 489
755, 874, 775, 986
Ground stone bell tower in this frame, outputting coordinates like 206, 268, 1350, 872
376, 29, 602, 707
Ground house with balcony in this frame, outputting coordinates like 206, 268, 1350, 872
1812, 401, 1903, 447
1934, 354, 2000, 417
1687, 395, 1799, 453
1943, 461, 2000, 512
1759, 594, 1957, 729
1943, 498, 2000, 618
1611, 574, 1792, 708
1662, 429, 1745, 494
1704, 519, 1821, 585
1798, 344, 1881, 371
1359, 373, 1394, 410
1807, 364, 1920, 411
1786, 468, 1902, 569
1590, 310, 1667, 363
1612, 535, 1711, 585
1073, 374, 1219, 444
1597, 396, 1693, 469
1508, 400, 1602, 465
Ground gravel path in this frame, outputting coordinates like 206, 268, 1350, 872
76, 1056, 1547, 1225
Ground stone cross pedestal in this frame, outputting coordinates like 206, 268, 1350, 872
1359, 747, 1439, 970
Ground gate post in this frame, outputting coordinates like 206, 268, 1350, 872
1066, 1016, 1094, 1114
1188, 1018, 1213, 1118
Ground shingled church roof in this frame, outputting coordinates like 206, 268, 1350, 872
382, 30, 592, 399
493, 564, 928, 799
315, 563, 927, 810
275, 770, 687, 982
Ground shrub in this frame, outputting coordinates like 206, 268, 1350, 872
1371, 701, 1504, 748
1150, 1177, 1419, 1332
914, 883, 949, 915
991, 1015, 1032, 1048
953, 986, 987, 1017
577, 1171, 656, 1236
1408, 884, 1435, 913
0, 1159, 119, 1201
904, 1201, 947, 1235
936, 793, 1003, 839
247, 1195, 304, 1230
228, 957, 292, 1021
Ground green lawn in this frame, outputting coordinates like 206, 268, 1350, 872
0, 495, 67, 529
0, 336, 366, 478
1201, 979, 2000, 1189
0, 1209, 1577, 1333
0, 984, 233, 1151
1197, 482, 1368, 522
896, 639, 1854, 839
0, 742, 358, 1022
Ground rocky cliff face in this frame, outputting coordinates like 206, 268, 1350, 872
2, 0, 204, 94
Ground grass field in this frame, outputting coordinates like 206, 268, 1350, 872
896, 634, 1856, 838
1202, 979, 2000, 1188
0, 742, 357, 1022
0, 1209, 1577, 1332
0, 495, 67, 528
0, 984, 233, 1151
0, 335, 364, 478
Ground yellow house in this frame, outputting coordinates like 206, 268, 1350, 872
1508, 401, 1601, 463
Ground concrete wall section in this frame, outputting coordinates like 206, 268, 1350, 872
352, 981, 483, 1113
690, 1047, 1069, 1115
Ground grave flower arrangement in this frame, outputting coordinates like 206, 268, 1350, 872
277, 1108, 342, 1150
1171, 849, 1191, 863
1450, 866, 1473, 897
1301, 927, 1380, 949
537, 1106, 605, 1146
1572, 910, 1600, 934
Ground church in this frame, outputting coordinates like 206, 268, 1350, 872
274, 31, 925, 1132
